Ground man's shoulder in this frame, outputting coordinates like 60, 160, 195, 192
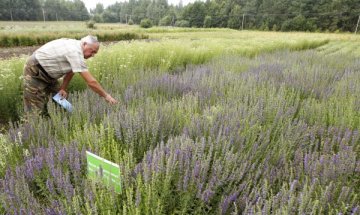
36, 38, 82, 59
41, 38, 79, 48
57, 38, 80, 45
56, 38, 82, 53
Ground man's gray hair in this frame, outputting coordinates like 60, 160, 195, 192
81, 35, 99, 45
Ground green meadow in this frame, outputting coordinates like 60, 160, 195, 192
0, 23, 359, 214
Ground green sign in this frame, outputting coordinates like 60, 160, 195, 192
86, 151, 121, 193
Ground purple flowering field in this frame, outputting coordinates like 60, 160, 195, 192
1, 40, 360, 214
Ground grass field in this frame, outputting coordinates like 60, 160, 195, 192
0, 21, 147, 47
0, 21, 140, 33
0, 22, 359, 214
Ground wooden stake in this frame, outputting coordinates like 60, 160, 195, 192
241, 14, 245, 30
355, 15, 360, 34
42, 8, 46, 23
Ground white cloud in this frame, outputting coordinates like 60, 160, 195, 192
82, 0, 118, 10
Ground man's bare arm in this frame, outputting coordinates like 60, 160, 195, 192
58, 72, 74, 98
80, 71, 118, 104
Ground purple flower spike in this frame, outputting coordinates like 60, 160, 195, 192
202, 189, 215, 203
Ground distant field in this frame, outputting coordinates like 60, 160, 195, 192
1, 21, 359, 56
0, 21, 136, 32
0, 23, 359, 214
0, 21, 147, 47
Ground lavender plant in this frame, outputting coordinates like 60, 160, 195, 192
1, 47, 359, 214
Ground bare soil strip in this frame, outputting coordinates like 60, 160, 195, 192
0, 46, 39, 59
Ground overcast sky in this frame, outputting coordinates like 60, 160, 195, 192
82, 0, 195, 10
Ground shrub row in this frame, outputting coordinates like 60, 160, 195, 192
0, 32, 148, 47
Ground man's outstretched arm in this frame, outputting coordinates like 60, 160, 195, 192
80, 71, 118, 104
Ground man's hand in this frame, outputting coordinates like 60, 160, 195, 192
105, 94, 118, 104
79, 72, 118, 105
58, 89, 68, 99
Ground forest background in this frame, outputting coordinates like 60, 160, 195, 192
0, 0, 359, 32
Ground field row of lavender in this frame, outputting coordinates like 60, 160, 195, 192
0, 44, 359, 214
0, 31, 331, 122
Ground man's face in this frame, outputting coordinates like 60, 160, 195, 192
83, 42, 99, 59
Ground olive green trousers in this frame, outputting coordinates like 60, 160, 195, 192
23, 55, 59, 117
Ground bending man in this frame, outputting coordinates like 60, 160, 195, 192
23, 35, 117, 116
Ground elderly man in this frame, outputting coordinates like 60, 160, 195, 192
23, 35, 117, 116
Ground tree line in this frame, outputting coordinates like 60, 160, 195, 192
0, 0, 89, 21
0, 0, 359, 32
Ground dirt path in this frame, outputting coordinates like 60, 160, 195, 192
0, 46, 39, 59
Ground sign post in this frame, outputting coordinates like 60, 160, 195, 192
86, 151, 121, 193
